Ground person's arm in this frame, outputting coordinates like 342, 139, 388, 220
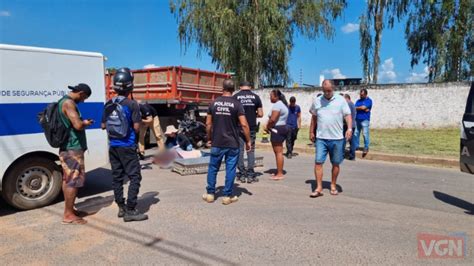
344, 114, 353, 140
101, 112, 106, 130
206, 114, 212, 145
310, 115, 317, 142
365, 99, 373, 112
63, 100, 92, 130
256, 107, 263, 118
309, 99, 318, 142
142, 116, 153, 124
356, 105, 367, 111
342, 101, 352, 140
131, 102, 142, 134
101, 102, 109, 130
238, 115, 251, 151
266, 110, 280, 131
297, 108, 302, 129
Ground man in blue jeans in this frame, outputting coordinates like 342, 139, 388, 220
203, 79, 251, 205
354, 89, 373, 158
309, 80, 352, 198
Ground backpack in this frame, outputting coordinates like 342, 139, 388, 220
37, 99, 70, 148
104, 96, 129, 139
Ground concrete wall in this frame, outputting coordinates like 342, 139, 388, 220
253, 82, 471, 129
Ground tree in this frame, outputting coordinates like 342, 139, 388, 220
404, 0, 473, 82
359, 0, 408, 84
170, 0, 346, 88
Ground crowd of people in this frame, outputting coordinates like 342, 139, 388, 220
204, 79, 373, 203
56, 69, 373, 224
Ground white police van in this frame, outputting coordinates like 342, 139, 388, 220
0, 44, 108, 209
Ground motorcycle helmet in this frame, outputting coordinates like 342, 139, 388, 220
116, 67, 132, 74
113, 67, 134, 92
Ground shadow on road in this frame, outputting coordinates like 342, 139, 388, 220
78, 168, 114, 198
0, 199, 16, 217
0, 167, 113, 217
264, 169, 288, 175
136, 191, 160, 214
305, 180, 343, 193
215, 184, 253, 198
75, 191, 160, 217
433, 190, 474, 215
40, 206, 237, 265
75, 195, 115, 216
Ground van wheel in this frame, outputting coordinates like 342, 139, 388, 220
2, 157, 62, 210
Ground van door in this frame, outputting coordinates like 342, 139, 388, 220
461, 82, 474, 174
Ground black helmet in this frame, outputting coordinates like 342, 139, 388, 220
116, 67, 132, 74
113, 68, 134, 92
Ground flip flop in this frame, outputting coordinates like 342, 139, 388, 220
330, 189, 339, 196
310, 191, 324, 198
269, 174, 285, 181
62, 217, 87, 225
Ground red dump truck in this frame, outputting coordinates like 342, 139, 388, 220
105, 66, 230, 147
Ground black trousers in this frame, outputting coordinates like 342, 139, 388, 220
286, 127, 299, 155
109, 146, 142, 209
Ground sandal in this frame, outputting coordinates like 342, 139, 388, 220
62, 217, 88, 225
330, 189, 339, 196
310, 191, 324, 198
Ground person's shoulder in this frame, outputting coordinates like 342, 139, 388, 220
275, 100, 286, 108
62, 98, 75, 107
123, 98, 139, 108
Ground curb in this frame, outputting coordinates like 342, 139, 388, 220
255, 143, 459, 169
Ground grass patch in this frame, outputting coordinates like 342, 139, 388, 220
258, 127, 459, 158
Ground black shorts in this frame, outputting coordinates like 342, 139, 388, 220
270, 125, 289, 144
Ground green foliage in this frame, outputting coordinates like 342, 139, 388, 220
106, 67, 117, 74
404, 0, 473, 82
359, 0, 409, 84
170, 0, 346, 87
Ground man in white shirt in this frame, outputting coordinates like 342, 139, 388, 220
309, 80, 352, 198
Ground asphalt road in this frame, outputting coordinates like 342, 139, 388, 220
1, 151, 473, 265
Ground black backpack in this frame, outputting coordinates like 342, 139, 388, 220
37, 99, 70, 148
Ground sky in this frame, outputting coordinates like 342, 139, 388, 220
0, 0, 429, 86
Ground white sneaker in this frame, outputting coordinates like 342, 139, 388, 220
222, 196, 238, 205
202, 193, 215, 203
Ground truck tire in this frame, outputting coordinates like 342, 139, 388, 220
2, 157, 62, 210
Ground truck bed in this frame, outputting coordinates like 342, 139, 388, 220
106, 66, 230, 105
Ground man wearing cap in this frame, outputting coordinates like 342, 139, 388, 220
138, 101, 165, 160
58, 83, 94, 225
233, 81, 263, 183
164, 125, 192, 150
